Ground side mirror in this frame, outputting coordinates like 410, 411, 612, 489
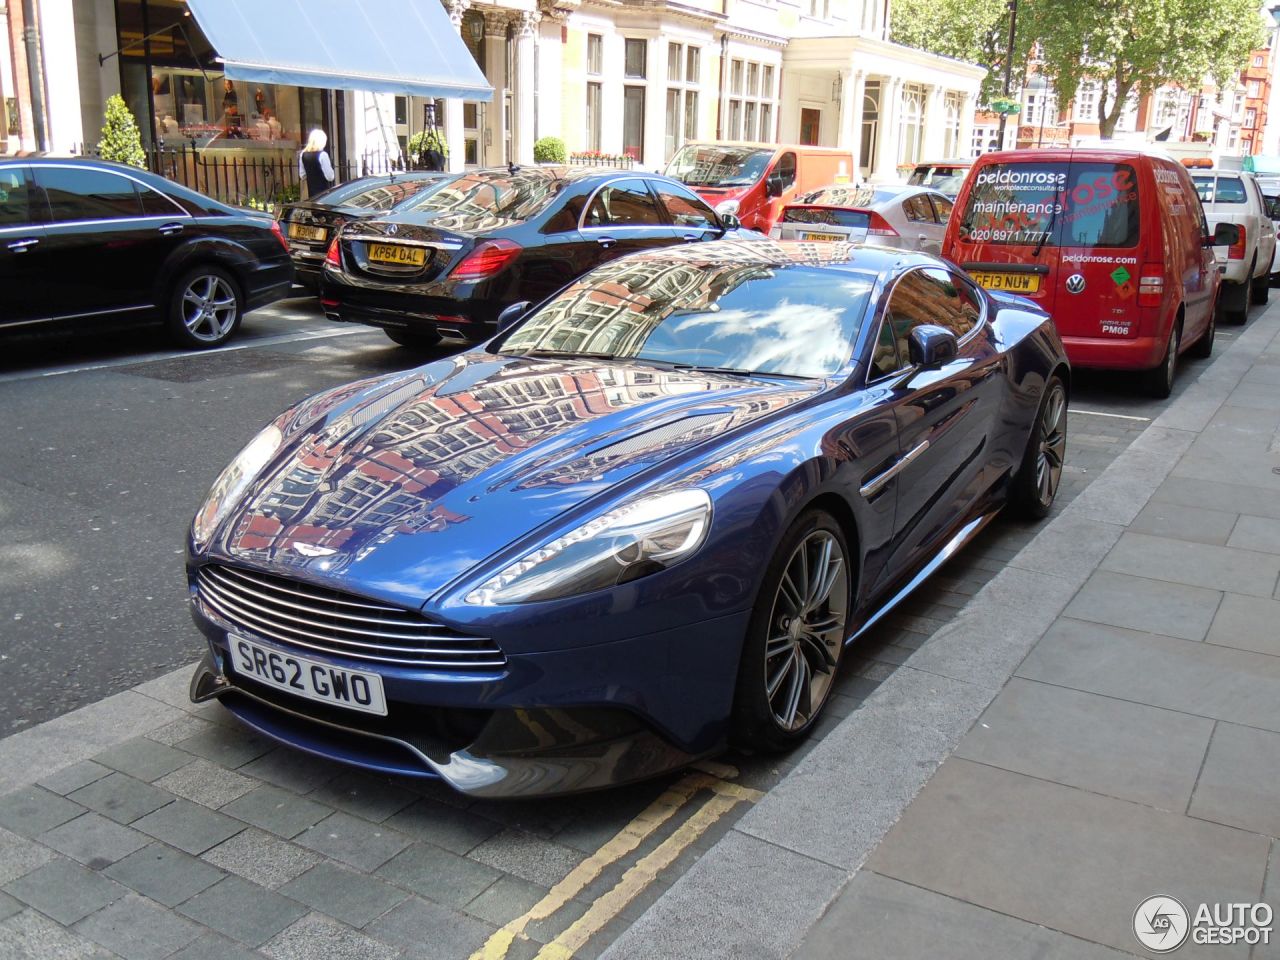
766, 176, 784, 199
496, 301, 531, 333
719, 212, 742, 231
907, 324, 958, 369
1210, 222, 1241, 247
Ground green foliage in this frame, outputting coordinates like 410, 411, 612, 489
534, 136, 567, 163
890, 0, 1015, 102
97, 94, 146, 168
408, 128, 448, 156
1022, 0, 1265, 137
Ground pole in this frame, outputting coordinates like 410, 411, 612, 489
996, 0, 1018, 149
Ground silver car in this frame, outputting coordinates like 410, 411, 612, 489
771, 184, 953, 254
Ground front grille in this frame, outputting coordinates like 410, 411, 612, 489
196, 564, 505, 670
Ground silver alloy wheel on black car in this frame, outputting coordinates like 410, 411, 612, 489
1034, 381, 1067, 509
764, 529, 849, 732
167, 265, 243, 349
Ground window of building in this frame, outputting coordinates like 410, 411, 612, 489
686, 91, 700, 140
665, 42, 702, 160
942, 92, 962, 157
744, 101, 758, 141
687, 47, 700, 83
587, 34, 603, 75
747, 63, 759, 97
623, 86, 646, 158
731, 60, 744, 95
728, 99, 743, 139
1255, 55, 1265, 67
897, 83, 924, 165
586, 82, 602, 152
1075, 81, 1099, 121
1248, 80, 1262, 98
1024, 92, 1039, 127
625, 39, 647, 79
724, 58, 778, 140
760, 102, 773, 140
762, 65, 775, 98
1246, 108, 1258, 127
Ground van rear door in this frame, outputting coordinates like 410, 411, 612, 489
1052, 158, 1143, 341
952, 158, 1067, 320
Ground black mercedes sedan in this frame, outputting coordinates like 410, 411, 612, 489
0, 158, 293, 348
319, 165, 751, 348
277, 171, 450, 290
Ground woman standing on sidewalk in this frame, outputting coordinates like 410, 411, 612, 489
299, 129, 335, 198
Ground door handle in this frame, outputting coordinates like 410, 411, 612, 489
682, 233, 701, 242
6, 237, 39, 252
596, 236, 616, 249
158, 222, 185, 236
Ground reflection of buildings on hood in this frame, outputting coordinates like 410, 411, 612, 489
226, 360, 709, 570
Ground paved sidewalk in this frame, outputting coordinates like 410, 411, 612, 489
604, 304, 1280, 960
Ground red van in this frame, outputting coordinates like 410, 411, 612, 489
665, 142, 855, 234
943, 147, 1235, 397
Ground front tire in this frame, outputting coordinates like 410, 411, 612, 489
166, 266, 243, 349
1009, 374, 1068, 520
384, 328, 441, 349
731, 509, 852, 753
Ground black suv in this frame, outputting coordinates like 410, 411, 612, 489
319, 166, 748, 347
0, 158, 293, 348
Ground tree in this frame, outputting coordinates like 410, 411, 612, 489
890, 0, 1019, 103
97, 94, 145, 168
1021, 0, 1264, 138
533, 136, 566, 163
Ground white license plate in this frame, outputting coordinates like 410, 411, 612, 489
229, 635, 387, 716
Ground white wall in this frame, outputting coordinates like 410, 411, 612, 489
39, 0, 84, 153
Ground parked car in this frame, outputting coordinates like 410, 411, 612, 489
277, 171, 450, 291
945, 147, 1236, 397
771, 184, 953, 254
1191, 169, 1276, 320
1265, 193, 1280, 283
665, 142, 856, 233
187, 238, 1070, 797
906, 159, 973, 199
320, 165, 751, 348
0, 158, 293, 348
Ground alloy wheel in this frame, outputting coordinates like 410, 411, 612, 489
181, 274, 238, 343
1035, 382, 1068, 506
764, 530, 849, 732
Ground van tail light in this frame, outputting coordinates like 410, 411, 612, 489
450, 239, 523, 280
270, 220, 289, 253
867, 212, 899, 238
1228, 224, 1247, 260
325, 237, 341, 267
1138, 265, 1165, 307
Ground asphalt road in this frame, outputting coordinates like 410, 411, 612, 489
0, 296, 1246, 738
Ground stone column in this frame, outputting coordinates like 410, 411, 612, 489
848, 70, 866, 180
958, 91, 976, 158
873, 76, 900, 180
922, 84, 945, 160
515, 11, 540, 164
483, 10, 510, 165
442, 0, 470, 172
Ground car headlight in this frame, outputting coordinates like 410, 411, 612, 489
715, 199, 740, 216
465, 488, 712, 605
192, 424, 284, 548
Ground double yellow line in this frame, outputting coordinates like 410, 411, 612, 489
471, 767, 764, 960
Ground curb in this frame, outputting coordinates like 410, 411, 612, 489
599, 307, 1280, 960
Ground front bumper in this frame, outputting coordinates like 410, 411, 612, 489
187, 596, 750, 797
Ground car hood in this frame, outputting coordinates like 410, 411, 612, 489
208, 353, 819, 606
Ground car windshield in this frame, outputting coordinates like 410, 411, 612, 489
957, 160, 1140, 247
908, 165, 968, 195
1192, 175, 1247, 203
666, 145, 775, 187
497, 249, 875, 379
310, 177, 448, 212
398, 170, 567, 221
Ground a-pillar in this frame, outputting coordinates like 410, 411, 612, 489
443, 0, 470, 172
515, 11, 539, 164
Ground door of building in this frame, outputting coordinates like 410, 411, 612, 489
800, 108, 821, 145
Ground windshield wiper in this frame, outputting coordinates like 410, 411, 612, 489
514, 349, 619, 361
1032, 204, 1058, 257
635, 358, 812, 380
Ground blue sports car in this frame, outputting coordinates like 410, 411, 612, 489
187, 239, 1069, 798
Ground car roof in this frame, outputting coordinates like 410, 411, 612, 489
784, 183, 944, 208
619, 237, 929, 277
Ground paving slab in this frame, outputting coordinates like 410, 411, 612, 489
1019, 618, 1280, 733
3, 858, 127, 926
366, 896, 496, 960
307, 772, 416, 825
377, 841, 501, 907
201, 828, 322, 889
867, 759, 1269, 957
1061, 569, 1221, 641
0, 827, 56, 887
277, 862, 407, 929
102, 842, 225, 907
92, 739, 192, 783
292, 812, 411, 873
1100, 531, 1280, 597
72, 893, 202, 960
36, 762, 112, 798
954, 677, 1214, 811
219, 785, 332, 840
130, 799, 244, 856
0, 787, 84, 839
1128, 501, 1239, 545
1151, 476, 1280, 522
1205, 593, 1280, 657
66, 773, 172, 825
37, 813, 150, 869
799, 871, 1135, 960
382, 798, 502, 856
1188, 722, 1280, 838
176, 876, 308, 947
261, 912, 398, 960
0, 908, 117, 960
466, 829, 585, 888
155, 759, 257, 809
1227, 514, 1280, 555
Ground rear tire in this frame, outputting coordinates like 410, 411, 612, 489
1188, 309, 1214, 359
166, 265, 243, 349
384, 328, 441, 349
1227, 266, 1253, 324
1252, 268, 1270, 305
1009, 374, 1067, 521
730, 509, 852, 753
1144, 322, 1180, 399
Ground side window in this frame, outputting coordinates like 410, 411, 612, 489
652, 181, 716, 228
36, 167, 143, 222
930, 195, 953, 224
0, 167, 32, 228
776, 152, 797, 191
884, 268, 979, 363
868, 317, 903, 380
903, 194, 935, 223
583, 179, 664, 227
136, 184, 185, 216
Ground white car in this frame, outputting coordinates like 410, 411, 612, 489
1191, 169, 1276, 321
770, 184, 952, 254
